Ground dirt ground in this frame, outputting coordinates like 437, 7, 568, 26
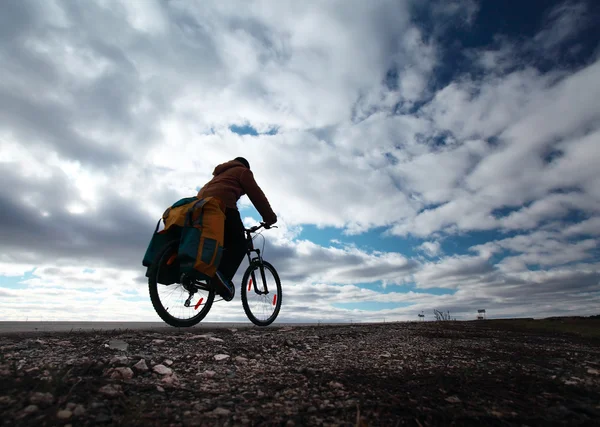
1, 320, 600, 426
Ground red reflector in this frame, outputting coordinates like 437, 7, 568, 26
272, 294, 277, 306
167, 254, 177, 265
248, 278, 252, 291
194, 297, 204, 310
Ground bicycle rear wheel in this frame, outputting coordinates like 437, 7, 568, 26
148, 240, 215, 327
241, 261, 282, 326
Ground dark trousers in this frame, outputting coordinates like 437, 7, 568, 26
218, 208, 247, 281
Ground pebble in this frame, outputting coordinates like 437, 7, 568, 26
108, 340, 129, 351
214, 354, 230, 361
110, 355, 129, 366
57, 409, 73, 420
162, 374, 179, 385
23, 405, 38, 414
111, 367, 134, 379
235, 356, 248, 363
153, 339, 166, 344
164, 359, 174, 366
189, 334, 213, 340
209, 337, 225, 343
203, 370, 216, 378
133, 359, 149, 372
30, 392, 54, 406
153, 364, 173, 375
73, 404, 86, 417
211, 407, 231, 416
157, 385, 165, 392
445, 396, 461, 403
98, 384, 122, 398
588, 368, 599, 375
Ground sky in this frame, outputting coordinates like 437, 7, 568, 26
1, 0, 599, 323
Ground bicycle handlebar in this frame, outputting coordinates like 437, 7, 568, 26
245, 223, 278, 233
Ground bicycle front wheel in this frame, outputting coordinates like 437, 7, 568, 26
241, 261, 282, 326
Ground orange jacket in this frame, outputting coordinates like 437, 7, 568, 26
197, 160, 277, 224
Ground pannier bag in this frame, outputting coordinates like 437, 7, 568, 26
143, 196, 226, 284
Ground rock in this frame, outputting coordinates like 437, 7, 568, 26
211, 407, 231, 416
445, 396, 461, 403
214, 354, 230, 361
66, 402, 77, 410
157, 385, 165, 392
111, 367, 134, 380
108, 340, 129, 351
164, 359, 174, 366
209, 337, 225, 343
99, 384, 122, 398
380, 352, 391, 358
23, 405, 38, 414
162, 374, 180, 385
110, 356, 129, 366
153, 339, 166, 344
133, 359, 149, 372
30, 392, 54, 406
588, 368, 599, 375
329, 381, 344, 389
153, 364, 173, 375
235, 356, 248, 363
307, 406, 317, 412
57, 410, 73, 420
73, 404, 86, 417
203, 370, 216, 378
189, 334, 213, 340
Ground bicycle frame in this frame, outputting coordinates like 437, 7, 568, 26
245, 224, 271, 295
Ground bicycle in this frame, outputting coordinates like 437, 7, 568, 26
147, 223, 282, 327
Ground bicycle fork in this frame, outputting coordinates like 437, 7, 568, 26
248, 251, 270, 295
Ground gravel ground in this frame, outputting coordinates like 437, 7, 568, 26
1, 321, 600, 426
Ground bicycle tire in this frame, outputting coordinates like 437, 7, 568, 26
148, 240, 215, 327
241, 261, 282, 326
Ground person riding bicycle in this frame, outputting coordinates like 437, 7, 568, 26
197, 157, 277, 300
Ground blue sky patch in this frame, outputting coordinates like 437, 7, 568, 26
299, 224, 424, 257
229, 124, 279, 136
0, 269, 36, 289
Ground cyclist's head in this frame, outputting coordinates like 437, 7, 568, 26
234, 157, 250, 169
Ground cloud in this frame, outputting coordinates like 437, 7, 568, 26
417, 241, 442, 257
0, 0, 599, 323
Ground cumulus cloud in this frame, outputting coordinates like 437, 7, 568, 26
0, 0, 599, 323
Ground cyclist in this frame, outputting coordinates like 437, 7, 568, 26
197, 157, 277, 300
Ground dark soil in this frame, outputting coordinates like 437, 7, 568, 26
1, 321, 600, 426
